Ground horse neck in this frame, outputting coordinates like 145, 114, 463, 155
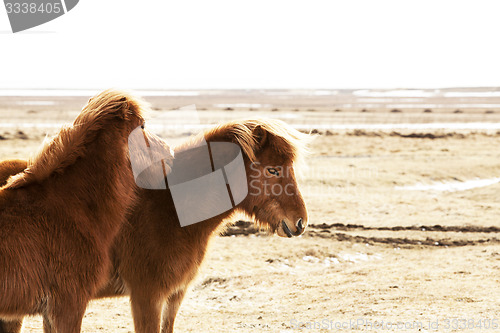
187, 208, 235, 240
160, 187, 235, 246
176, 208, 235, 266
143, 189, 233, 265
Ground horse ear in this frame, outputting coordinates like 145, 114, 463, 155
116, 97, 130, 120
253, 125, 267, 148
112, 96, 136, 121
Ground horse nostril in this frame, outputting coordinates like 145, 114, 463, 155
296, 218, 304, 232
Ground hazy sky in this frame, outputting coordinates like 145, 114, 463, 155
1, 0, 500, 89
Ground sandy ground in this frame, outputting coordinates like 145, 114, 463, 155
0, 92, 499, 332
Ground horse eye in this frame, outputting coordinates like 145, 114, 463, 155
267, 168, 279, 176
141, 122, 145, 129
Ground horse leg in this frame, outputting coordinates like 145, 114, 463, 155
0, 319, 23, 333
42, 312, 55, 333
46, 296, 87, 333
130, 291, 163, 333
160, 289, 187, 333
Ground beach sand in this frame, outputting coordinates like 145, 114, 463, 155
1, 90, 499, 332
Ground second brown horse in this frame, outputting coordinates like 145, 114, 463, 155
0, 118, 310, 333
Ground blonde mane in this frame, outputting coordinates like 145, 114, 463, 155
175, 118, 312, 164
4, 89, 148, 189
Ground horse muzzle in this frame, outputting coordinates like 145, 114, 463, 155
278, 218, 305, 238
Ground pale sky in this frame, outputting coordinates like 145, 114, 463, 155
1, 0, 500, 90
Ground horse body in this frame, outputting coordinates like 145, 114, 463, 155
0, 90, 170, 333
0, 119, 310, 333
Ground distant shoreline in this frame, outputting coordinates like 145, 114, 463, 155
1, 87, 500, 97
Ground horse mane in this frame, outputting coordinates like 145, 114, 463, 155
3, 89, 148, 190
175, 118, 312, 164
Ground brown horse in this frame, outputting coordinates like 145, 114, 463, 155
0, 90, 171, 333
0, 119, 310, 333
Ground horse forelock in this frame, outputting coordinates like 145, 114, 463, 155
3, 89, 148, 190
200, 118, 312, 166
